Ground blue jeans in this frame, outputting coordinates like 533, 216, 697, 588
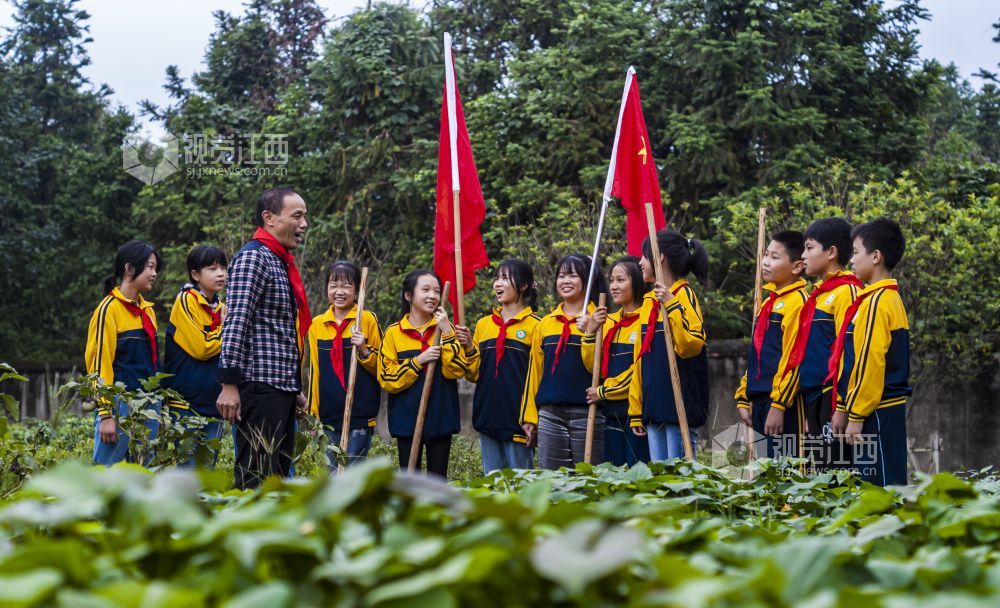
480, 433, 535, 473
604, 413, 650, 467
171, 407, 225, 469
647, 423, 699, 462
93, 398, 162, 466
324, 427, 373, 470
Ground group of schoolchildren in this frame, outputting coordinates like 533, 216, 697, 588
84, 214, 910, 486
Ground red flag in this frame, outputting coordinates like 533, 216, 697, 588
607, 68, 666, 256
434, 33, 489, 312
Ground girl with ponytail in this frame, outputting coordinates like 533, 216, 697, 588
86, 240, 164, 466
627, 230, 711, 461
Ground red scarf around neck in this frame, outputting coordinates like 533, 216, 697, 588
780, 274, 862, 380
824, 284, 899, 391
550, 313, 578, 374
325, 314, 355, 389
600, 313, 639, 378
111, 291, 158, 369
491, 311, 526, 378
253, 227, 312, 340
638, 284, 685, 360
187, 288, 222, 331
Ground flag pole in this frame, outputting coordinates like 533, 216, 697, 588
584, 66, 636, 306
444, 33, 465, 327
644, 202, 694, 461
408, 281, 451, 473
584, 292, 608, 464
337, 267, 369, 474
746, 207, 767, 471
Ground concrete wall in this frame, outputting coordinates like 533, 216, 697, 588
5, 342, 997, 471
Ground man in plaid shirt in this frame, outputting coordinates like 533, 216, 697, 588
218, 187, 311, 489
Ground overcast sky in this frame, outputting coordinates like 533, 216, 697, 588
1, 0, 996, 139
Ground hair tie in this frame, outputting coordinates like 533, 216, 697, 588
532, 281, 539, 290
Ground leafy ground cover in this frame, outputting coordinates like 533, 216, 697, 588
1, 458, 998, 607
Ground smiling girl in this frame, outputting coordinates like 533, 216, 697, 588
519, 254, 608, 469
307, 261, 383, 468
583, 256, 650, 467
378, 269, 470, 477
86, 240, 163, 466
455, 259, 540, 473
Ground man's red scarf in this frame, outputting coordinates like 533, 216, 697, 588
253, 227, 312, 340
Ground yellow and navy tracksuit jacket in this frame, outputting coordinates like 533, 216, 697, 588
736, 279, 808, 411
307, 305, 383, 431
465, 307, 540, 444
379, 314, 469, 442
164, 285, 225, 417
836, 279, 911, 421
799, 271, 861, 403
580, 308, 642, 420
628, 281, 709, 428
518, 302, 596, 426
85, 287, 159, 417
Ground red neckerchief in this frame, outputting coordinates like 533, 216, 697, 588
187, 288, 221, 331
780, 273, 862, 380
253, 227, 312, 340
751, 291, 779, 379
825, 284, 900, 408
600, 312, 639, 377
111, 291, 157, 369
638, 284, 685, 359
550, 314, 578, 374
401, 324, 435, 353
491, 311, 526, 378
325, 314, 355, 389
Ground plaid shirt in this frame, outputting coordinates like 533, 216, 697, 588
218, 241, 302, 392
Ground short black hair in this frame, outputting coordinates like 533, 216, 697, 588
186, 245, 228, 280
326, 260, 362, 288
554, 254, 608, 306
104, 240, 163, 293
609, 256, 645, 307
399, 269, 441, 318
771, 230, 805, 262
495, 259, 538, 309
804, 218, 852, 266
255, 187, 298, 227
851, 217, 905, 270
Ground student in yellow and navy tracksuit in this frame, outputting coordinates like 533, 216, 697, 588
796, 219, 862, 468
830, 218, 911, 486
735, 231, 808, 460
629, 230, 711, 461
379, 269, 469, 477
164, 245, 228, 468
457, 259, 540, 473
307, 261, 382, 469
86, 241, 163, 466
583, 256, 649, 467
519, 254, 609, 470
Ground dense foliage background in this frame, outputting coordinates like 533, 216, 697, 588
0, 0, 997, 388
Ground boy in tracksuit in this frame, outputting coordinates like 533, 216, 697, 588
736, 230, 808, 459
793, 219, 862, 469
830, 218, 911, 486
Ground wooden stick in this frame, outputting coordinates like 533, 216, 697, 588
584, 293, 608, 465
644, 203, 694, 461
407, 281, 452, 473
452, 190, 465, 328
747, 207, 767, 468
337, 267, 369, 474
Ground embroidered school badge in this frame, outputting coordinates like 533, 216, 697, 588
516, 329, 527, 339
629, 332, 637, 343
825, 294, 835, 305
775, 302, 785, 310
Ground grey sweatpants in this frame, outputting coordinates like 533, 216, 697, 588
538, 405, 604, 470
